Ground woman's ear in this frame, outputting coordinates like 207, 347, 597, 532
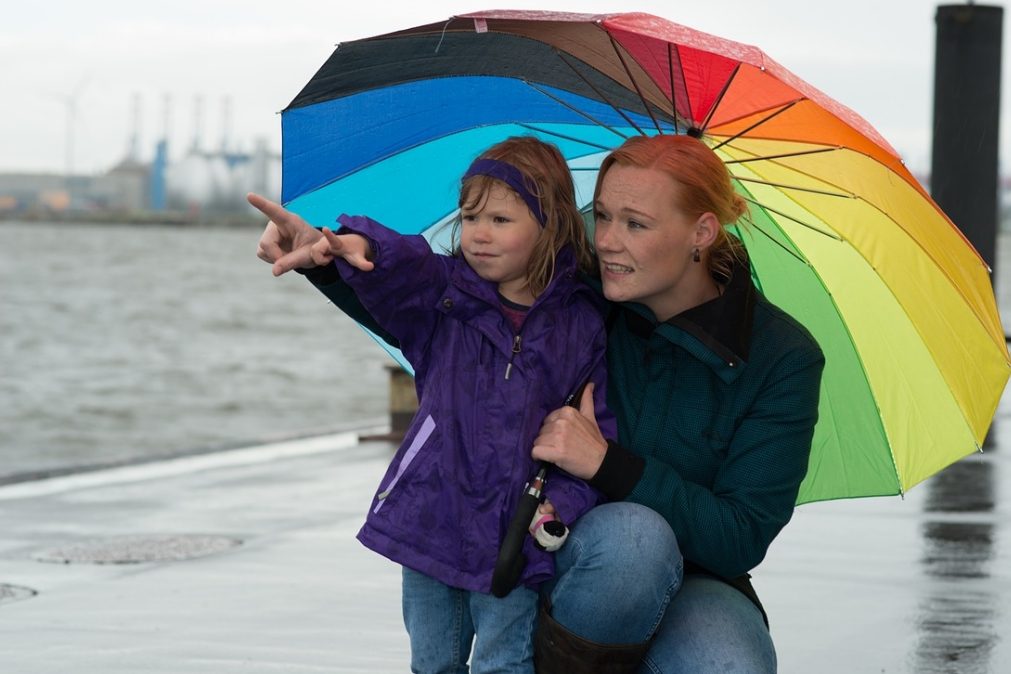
694, 212, 720, 250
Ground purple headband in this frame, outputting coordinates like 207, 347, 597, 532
462, 158, 545, 226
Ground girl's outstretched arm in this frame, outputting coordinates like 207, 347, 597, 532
333, 215, 452, 370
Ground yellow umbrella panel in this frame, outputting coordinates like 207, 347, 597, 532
717, 138, 1009, 503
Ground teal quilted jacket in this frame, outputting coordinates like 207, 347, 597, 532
590, 262, 824, 579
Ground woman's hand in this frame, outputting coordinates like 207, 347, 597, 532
532, 383, 608, 480
247, 192, 325, 276
311, 228, 375, 271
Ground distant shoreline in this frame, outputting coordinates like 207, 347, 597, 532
0, 211, 265, 228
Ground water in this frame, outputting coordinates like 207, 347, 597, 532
0, 221, 390, 480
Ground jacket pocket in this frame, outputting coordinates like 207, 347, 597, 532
373, 414, 436, 514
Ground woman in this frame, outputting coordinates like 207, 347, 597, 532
526, 135, 824, 673
252, 134, 824, 673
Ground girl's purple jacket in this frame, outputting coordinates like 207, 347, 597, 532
334, 215, 615, 592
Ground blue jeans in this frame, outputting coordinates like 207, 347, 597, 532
544, 502, 776, 674
401, 567, 538, 674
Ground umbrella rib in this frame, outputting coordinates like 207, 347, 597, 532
707, 100, 808, 132
522, 80, 630, 140
731, 175, 852, 199
667, 42, 680, 134
552, 50, 647, 136
699, 63, 742, 134
738, 214, 810, 263
711, 99, 801, 150
606, 33, 664, 135
725, 136, 1004, 349
740, 195, 842, 240
515, 123, 615, 152
723, 146, 841, 164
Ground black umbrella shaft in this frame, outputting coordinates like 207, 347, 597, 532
490, 464, 548, 598
491, 384, 585, 598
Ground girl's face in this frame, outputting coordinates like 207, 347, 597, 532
593, 163, 708, 321
460, 183, 542, 305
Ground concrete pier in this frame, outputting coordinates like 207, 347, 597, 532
3, 393, 1008, 673
0, 430, 410, 673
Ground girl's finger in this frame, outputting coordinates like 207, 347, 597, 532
348, 255, 375, 271
322, 227, 343, 245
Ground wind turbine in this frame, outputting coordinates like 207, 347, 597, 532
41, 76, 90, 180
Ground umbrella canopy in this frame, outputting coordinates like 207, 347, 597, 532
279, 10, 1010, 504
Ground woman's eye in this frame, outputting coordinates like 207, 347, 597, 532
628, 220, 645, 230
462, 214, 477, 222
594, 210, 608, 222
493, 216, 510, 224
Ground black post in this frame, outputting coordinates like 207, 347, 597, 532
922, 14, 1002, 673
931, 4, 1003, 274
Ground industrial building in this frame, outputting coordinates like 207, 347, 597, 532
0, 95, 281, 224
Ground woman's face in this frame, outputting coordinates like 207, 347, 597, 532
593, 163, 706, 320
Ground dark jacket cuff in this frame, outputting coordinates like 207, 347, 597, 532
296, 263, 341, 285
588, 440, 645, 501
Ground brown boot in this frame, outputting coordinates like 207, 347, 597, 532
534, 602, 651, 674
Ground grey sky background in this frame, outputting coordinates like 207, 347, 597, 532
2, 1, 1000, 177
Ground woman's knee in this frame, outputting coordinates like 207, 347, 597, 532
547, 503, 682, 644
568, 502, 681, 577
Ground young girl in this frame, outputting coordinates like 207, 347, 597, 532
302, 137, 615, 673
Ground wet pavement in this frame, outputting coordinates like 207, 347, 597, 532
2, 257, 1010, 673
761, 416, 1009, 673
0, 429, 412, 673
1, 411, 1007, 672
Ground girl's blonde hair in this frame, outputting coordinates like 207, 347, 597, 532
594, 135, 748, 281
455, 136, 593, 297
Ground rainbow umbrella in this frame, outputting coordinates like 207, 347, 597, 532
279, 10, 1010, 504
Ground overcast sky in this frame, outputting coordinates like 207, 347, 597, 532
2, 0, 1000, 177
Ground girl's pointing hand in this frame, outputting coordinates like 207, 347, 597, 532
312, 228, 375, 271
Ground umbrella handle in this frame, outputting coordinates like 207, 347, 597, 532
490, 383, 585, 597
490, 464, 547, 598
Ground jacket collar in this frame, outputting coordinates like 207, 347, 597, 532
441, 245, 592, 355
623, 258, 756, 374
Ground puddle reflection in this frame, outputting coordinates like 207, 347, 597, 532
913, 437, 998, 673
923, 458, 995, 515
920, 521, 993, 579
913, 592, 997, 672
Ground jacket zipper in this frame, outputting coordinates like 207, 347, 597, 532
504, 335, 522, 380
